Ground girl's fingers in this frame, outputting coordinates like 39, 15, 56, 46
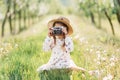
62, 28, 67, 34
48, 29, 53, 37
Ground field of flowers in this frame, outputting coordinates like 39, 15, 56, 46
0, 15, 120, 80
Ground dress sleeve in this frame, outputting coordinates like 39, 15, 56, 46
65, 36, 74, 53
43, 36, 53, 52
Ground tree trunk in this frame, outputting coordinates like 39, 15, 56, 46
1, 0, 11, 37
116, 12, 120, 24
104, 9, 115, 36
23, 8, 26, 29
97, 4, 101, 28
8, 15, 13, 35
13, 0, 16, 34
31, 15, 34, 24
98, 12, 101, 28
90, 12, 95, 24
1, 9, 9, 37
18, 10, 22, 32
113, 0, 120, 24
26, 3, 30, 27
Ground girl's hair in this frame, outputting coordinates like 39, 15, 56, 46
52, 21, 68, 47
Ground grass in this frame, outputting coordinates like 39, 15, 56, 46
0, 30, 96, 80
0, 15, 120, 80
0, 34, 45, 80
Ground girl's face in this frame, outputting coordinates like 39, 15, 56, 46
54, 23, 68, 38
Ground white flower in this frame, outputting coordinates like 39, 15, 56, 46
103, 74, 113, 80
89, 70, 101, 78
110, 55, 118, 62
96, 51, 101, 54
102, 50, 107, 54
96, 61, 101, 65
109, 62, 115, 67
97, 54, 101, 60
15, 44, 18, 48
101, 57, 106, 61
89, 49, 93, 53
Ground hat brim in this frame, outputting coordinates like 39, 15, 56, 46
48, 19, 73, 35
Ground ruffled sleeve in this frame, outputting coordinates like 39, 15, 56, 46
43, 36, 53, 52
65, 36, 74, 53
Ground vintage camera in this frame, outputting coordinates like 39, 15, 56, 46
51, 27, 63, 35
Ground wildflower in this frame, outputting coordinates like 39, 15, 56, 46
102, 50, 107, 54
103, 74, 113, 80
97, 53, 101, 60
101, 57, 106, 61
88, 70, 101, 78
109, 62, 115, 67
96, 51, 101, 54
110, 55, 118, 62
96, 61, 101, 65
15, 44, 18, 48
89, 49, 93, 53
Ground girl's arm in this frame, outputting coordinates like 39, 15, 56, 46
43, 36, 53, 52
43, 28, 54, 52
64, 36, 74, 53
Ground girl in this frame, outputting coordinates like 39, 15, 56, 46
37, 17, 87, 80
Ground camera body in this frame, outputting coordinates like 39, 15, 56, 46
51, 27, 63, 35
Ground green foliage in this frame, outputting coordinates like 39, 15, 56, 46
79, 0, 97, 17
78, 0, 118, 18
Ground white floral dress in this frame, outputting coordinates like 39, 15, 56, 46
37, 36, 82, 72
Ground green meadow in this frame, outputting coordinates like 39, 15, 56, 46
0, 15, 120, 80
0, 0, 120, 80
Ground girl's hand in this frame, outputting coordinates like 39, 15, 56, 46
61, 46, 66, 51
62, 27, 67, 35
48, 28, 53, 37
50, 42, 55, 49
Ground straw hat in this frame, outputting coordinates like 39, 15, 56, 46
48, 17, 73, 35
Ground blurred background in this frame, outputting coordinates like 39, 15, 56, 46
0, 0, 120, 80
0, 0, 120, 37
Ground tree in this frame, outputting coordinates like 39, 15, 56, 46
101, 0, 115, 35
113, 0, 120, 24
103, 8, 115, 35
1, 0, 13, 37
79, 0, 97, 25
